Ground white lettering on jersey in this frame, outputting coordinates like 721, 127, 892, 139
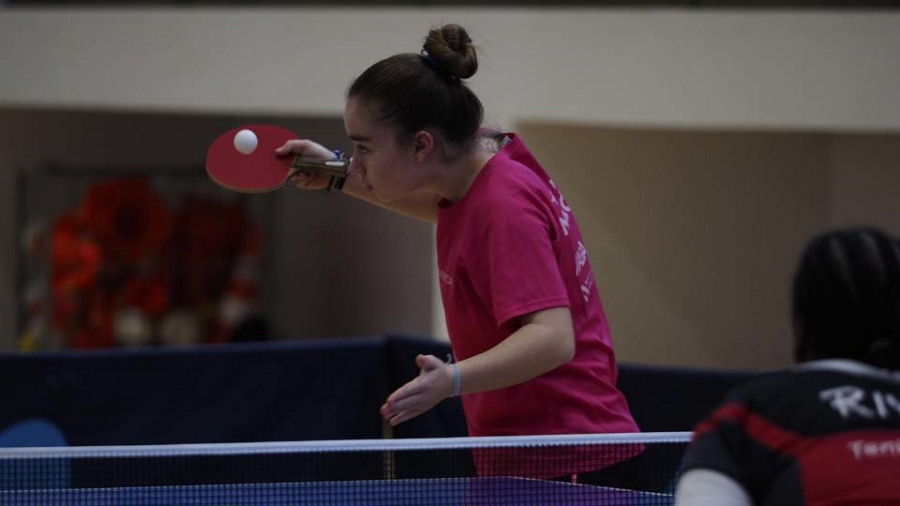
819, 386, 900, 419
873, 390, 900, 418
439, 269, 453, 287
820, 386, 875, 419
847, 438, 900, 461
581, 276, 594, 303
549, 180, 571, 237
575, 241, 588, 277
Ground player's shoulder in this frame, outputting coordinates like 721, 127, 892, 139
717, 369, 794, 408
725, 361, 892, 403
731, 359, 898, 392
715, 360, 900, 433
484, 134, 551, 189
470, 159, 551, 215
788, 359, 900, 391
483, 156, 546, 192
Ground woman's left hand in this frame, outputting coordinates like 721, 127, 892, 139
381, 354, 454, 426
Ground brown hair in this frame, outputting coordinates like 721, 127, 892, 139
347, 24, 483, 156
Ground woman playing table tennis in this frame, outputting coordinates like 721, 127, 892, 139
277, 23, 640, 479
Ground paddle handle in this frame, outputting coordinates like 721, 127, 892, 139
291, 156, 350, 178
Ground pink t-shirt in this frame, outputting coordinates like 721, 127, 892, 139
437, 134, 640, 476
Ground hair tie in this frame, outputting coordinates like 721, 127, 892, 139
420, 49, 459, 81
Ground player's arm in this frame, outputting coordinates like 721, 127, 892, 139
676, 390, 767, 506
675, 470, 752, 506
453, 306, 574, 395
380, 306, 574, 426
276, 140, 438, 224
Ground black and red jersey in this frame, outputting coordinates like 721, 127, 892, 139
681, 359, 900, 505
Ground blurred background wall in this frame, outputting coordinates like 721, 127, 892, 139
1, 7, 898, 370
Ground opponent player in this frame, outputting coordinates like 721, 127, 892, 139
676, 227, 900, 504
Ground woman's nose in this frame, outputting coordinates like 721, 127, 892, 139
348, 157, 363, 177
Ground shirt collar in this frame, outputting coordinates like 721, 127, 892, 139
795, 359, 900, 384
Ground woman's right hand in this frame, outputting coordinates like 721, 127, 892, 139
275, 139, 338, 192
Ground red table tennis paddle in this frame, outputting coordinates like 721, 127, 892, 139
205, 124, 349, 193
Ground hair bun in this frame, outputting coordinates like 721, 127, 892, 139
423, 24, 478, 79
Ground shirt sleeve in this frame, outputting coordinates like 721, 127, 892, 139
466, 188, 570, 328
679, 396, 778, 504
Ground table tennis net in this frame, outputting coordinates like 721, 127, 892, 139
0, 432, 691, 505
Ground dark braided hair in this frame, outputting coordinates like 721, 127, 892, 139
792, 227, 900, 368
347, 24, 483, 157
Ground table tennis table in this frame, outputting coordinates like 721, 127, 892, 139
1, 476, 673, 505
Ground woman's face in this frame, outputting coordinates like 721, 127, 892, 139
344, 97, 426, 201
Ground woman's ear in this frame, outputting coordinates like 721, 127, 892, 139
413, 130, 435, 161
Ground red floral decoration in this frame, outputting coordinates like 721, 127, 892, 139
82, 179, 172, 264
45, 178, 260, 349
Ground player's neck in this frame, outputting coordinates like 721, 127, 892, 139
434, 142, 496, 203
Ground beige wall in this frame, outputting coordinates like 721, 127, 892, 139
515, 122, 900, 370
828, 135, 900, 234
2, 9, 900, 131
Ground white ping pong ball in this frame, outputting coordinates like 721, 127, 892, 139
233, 129, 258, 155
